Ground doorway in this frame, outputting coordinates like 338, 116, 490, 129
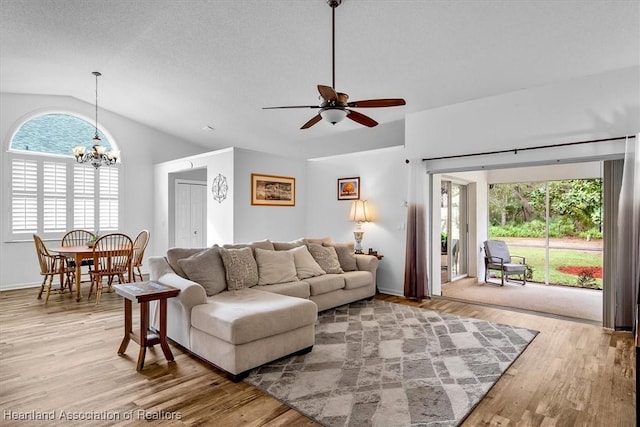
441, 180, 468, 283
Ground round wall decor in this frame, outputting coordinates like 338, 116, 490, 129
211, 173, 228, 203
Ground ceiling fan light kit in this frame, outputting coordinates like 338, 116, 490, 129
320, 108, 347, 125
263, 0, 405, 129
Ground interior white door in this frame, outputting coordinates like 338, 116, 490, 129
175, 181, 206, 248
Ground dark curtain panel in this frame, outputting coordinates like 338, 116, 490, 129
403, 161, 428, 300
404, 203, 427, 299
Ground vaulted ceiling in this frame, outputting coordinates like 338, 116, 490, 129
1, 0, 638, 159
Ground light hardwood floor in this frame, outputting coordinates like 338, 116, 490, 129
0, 287, 635, 426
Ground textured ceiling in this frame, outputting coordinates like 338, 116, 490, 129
1, 0, 638, 159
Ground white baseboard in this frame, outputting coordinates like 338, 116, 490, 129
377, 286, 403, 297
0, 282, 40, 291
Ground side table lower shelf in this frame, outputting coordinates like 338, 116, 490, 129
113, 282, 180, 371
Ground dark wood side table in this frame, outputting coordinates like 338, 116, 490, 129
113, 282, 180, 371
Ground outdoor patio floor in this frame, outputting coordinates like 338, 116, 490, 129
441, 277, 602, 323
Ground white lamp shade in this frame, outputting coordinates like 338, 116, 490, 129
349, 200, 369, 223
320, 108, 347, 125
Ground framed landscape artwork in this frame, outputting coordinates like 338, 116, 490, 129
337, 177, 360, 200
251, 173, 296, 206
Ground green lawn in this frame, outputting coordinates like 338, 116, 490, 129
500, 246, 603, 289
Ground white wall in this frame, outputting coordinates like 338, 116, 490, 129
406, 67, 639, 164
0, 93, 206, 290
405, 67, 638, 296
153, 147, 309, 256
232, 148, 307, 243
153, 148, 235, 257
307, 146, 408, 296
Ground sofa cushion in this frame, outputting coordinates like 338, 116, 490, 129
343, 271, 373, 290
223, 239, 275, 252
220, 247, 259, 291
272, 239, 305, 251
289, 245, 326, 279
304, 274, 346, 296
254, 248, 298, 285
323, 242, 357, 272
256, 281, 311, 299
166, 247, 206, 278
192, 288, 317, 345
307, 243, 344, 274
177, 245, 227, 296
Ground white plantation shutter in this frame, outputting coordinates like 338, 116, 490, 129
99, 167, 119, 230
43, 161, 66, 232
7, 114, 121, 240
11, 158, 38, 233
73, 165, 95, 230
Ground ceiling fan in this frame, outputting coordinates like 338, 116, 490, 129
263, 0, 406, 129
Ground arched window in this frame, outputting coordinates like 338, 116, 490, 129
7, 113, 120, 240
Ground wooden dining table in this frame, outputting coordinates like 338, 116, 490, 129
50, 245, 135, 302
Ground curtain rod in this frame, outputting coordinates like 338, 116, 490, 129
421, 135, 636, 162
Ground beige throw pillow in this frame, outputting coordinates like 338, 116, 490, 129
254, 248, 298, 285
307, 243, 344, 274
304, 237, 333, 245
166, 247, 206, 278
223, 239, 275, 251
288, 245, 326, 279
323, 242, 358, 272
272, 239, 306, 251
219, 247, 259, 291
177, 245, 227, 296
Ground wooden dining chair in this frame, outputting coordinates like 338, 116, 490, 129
33, 234, 71, 303
132, 230, 150, 282
61, 229, 94, 284
88, 233, 133, 304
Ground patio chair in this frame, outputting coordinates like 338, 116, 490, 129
483, 240, 527, 286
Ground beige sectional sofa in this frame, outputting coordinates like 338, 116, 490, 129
148, 238, 379, 380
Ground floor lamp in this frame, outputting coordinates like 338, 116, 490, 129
350, 200, 370, 254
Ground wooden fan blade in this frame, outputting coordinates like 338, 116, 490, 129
347, 98, 406, 108
301, 114, 322, 129
263, 105, 320, 109
347, 110, 378, 127
318, 85, 338, 102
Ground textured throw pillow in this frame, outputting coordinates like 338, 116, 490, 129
272, 239, 306, 251
288, 245, 326, 279
177, 245, 227, 296
254, 248, 298, 285
166, 247, 206, 278
323, 242, 358, 272
219, 247, 259, 291
307, 243, 344, 274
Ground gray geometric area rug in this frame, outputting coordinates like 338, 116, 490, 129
246, 299, 538, 427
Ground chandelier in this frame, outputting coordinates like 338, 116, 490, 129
73, 71, 119, 168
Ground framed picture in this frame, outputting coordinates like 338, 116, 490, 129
337, 177, 360, 200
251, 173, 296, 206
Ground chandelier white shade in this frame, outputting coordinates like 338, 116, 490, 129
72, 71, 119, 168
320, 108, 347, 125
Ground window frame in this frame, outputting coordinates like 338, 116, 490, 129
4, 112, 123, 242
